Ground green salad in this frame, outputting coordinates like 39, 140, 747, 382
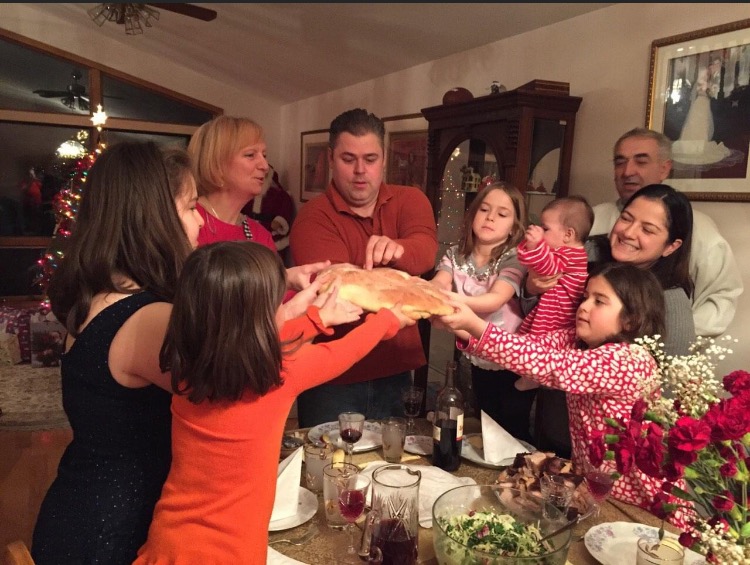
437, 510, 547, 558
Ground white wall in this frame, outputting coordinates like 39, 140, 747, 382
279, 3, 750, 374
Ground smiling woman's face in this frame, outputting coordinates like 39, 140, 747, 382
609, 196, 681, 269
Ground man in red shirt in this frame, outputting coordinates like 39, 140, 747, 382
290, 108, 438, 427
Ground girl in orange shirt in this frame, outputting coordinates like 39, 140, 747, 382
135, 241, 412, 564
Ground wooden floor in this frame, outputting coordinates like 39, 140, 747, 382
0, 418, 300, 551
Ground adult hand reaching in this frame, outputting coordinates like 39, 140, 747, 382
525, 271, 561, 296
363, 235, 404, 270
286, 260, 331, 290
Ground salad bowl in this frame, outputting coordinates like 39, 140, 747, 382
432, 485, 572, 564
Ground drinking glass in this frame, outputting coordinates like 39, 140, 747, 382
636, 537, 685, 564
584, 470, 615, 517
338, 411, 365, 465
304, 443, 333, 493
381, 417, 406, 463
401, 386, 424, 434
539, 474, 575, 521
337, 472, 371, 564
323, 462, 359, 529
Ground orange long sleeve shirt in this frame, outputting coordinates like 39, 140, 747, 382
134, 307, 400, 564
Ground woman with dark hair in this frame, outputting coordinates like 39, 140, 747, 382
32, 142, 204, 564
536, 183, 695, 458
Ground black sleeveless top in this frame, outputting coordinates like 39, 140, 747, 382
32, 291, 172, 565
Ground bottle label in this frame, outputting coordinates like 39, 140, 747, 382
432, 424, 440, 442
456, 412, 464, 441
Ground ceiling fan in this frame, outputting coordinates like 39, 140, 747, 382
33, 69, 91, 111
88, 3, 217, 35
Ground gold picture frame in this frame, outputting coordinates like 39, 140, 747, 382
646, 18, 750, 201
383, 113, 429, 192
299, 129, 330, 202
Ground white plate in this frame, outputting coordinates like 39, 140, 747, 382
307, 421, 382, 453
268, 487, 318, 532
460, 433, 536, 469
266, 547, 309, 564
404, 435, 432, 456
584, 522, 706, 565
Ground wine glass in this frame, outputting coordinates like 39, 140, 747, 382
338, 411, 365, 465
337, 472, 371, 564
584, 469, 615, 517
401, 385, 424, 435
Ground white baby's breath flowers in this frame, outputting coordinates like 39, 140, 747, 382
633, 335, 736, 423
694, 518, 750, 565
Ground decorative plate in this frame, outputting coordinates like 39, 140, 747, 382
403, 435, 433, 456
460, 433, 536, 469
268, 487, 318, 532
584, 522, 706, 565
307, 420, 382, 453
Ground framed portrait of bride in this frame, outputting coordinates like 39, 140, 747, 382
646, 18, 750, 201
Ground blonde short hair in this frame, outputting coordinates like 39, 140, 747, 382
188, 116, 264, 195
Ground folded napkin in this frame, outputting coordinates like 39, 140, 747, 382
481, 410, 528, 465
359, 461, 476, 528
270, 446, 303, 522
266, 547, 309, 564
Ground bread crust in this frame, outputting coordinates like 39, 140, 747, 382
316, 264, 453, 320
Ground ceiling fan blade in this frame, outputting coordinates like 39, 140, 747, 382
34, 89, 69, 98
147, 3, 217, 22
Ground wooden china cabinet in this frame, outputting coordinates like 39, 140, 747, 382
414, 80, 582, 408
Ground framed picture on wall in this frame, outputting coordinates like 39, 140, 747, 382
383, 113, 428, 192
646, 18, 750, 201
299, 129, 330, 202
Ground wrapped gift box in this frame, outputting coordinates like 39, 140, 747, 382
0, 306, 37, 363
30, 311, 67, 368
0, 329, 22, 365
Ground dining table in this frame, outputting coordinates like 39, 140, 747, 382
269, 418, 682, 565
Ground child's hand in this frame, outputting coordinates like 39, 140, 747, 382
385, 302, 417, 330
525, 271, 561, 296
524, 225, 544, 249
317, 280, 363, 327
432, 300, 488, 340
281, 278, 323, 321
439, 289, 466, 304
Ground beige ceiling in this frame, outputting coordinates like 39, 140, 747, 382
43, 3, 614, 105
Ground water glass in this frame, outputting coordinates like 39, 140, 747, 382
381, 417, 406, 463
323, 462, 359, 529
636, 537, 685, 564
539, 474, 574, 520
304, 443, 333, 493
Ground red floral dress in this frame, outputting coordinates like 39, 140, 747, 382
459, 325, 691, 529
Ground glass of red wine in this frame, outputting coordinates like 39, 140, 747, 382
337, 472, 371, 564
584, 469, 615, 516
338, 411, 366, 465
401, 385, 424, 435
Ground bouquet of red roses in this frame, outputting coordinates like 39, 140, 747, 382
590, 336, 749, 564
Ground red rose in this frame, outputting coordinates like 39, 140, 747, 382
589, 429, 606, 469
678, 531, 698, 549
720, 461, 738, 478
703, 397, 750, 441
634, 423, 665, 478
663, 460, 686, 482
712, 490, 735, 512
723, 370, 750, 395
668, 416, 711, 452
631, 399, 648, 422
648, 491, 673, 519
707, 516, 730, 533
613, 433, 636, 475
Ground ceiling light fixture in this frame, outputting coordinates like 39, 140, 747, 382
88, 3, 160, 35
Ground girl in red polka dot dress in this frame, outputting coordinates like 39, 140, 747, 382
434, 262, 691, 528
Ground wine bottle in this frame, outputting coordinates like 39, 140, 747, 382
432, 360, 464, 471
